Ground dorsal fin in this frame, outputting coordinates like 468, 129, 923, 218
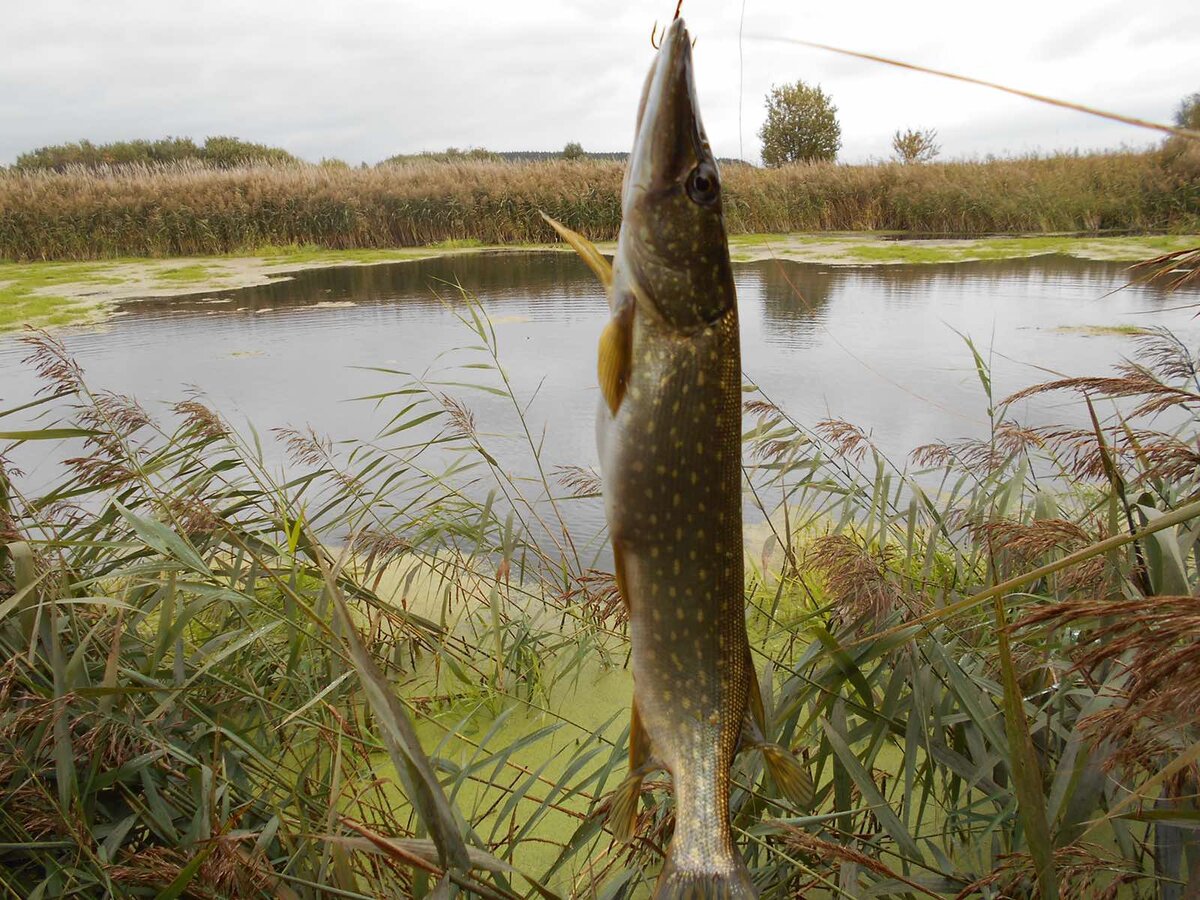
539, 212, 613, 287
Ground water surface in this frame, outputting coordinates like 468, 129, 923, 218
1, 251, 1194, 543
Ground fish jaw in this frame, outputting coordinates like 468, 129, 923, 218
617, 17, 736, 331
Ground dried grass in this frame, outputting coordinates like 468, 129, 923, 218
954, 843, 1149, 900
804, 534, 914, 628
2, 148, 1197, 259
1017, 595, 1200, 754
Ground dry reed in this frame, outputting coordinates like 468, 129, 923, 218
2, 147, 1198, 260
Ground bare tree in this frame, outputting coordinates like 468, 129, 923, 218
891, 128, 941, 164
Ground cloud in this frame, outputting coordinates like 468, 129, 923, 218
3, 0, 1198, 166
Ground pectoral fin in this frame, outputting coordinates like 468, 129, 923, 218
746, 667, 814, 810
539, 212, 612, 287
598, 300, 634, 416
608, 698, 653, 843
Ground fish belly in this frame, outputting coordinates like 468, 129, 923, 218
599, 318, 750, 864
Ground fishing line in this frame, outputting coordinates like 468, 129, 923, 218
745, 34, 1200, 142
738, 0, 747, 162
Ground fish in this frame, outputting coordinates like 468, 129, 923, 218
543, 17, 812, 900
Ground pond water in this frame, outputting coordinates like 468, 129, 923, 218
1, 251, 1196, 548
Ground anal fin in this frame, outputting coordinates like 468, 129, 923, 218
761, 743, 814, 810
745, 666, 814, 810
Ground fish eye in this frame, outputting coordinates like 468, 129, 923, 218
686, 164, 720, 206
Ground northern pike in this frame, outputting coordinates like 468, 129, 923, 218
544, 17, 812, 899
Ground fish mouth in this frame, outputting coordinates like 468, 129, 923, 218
625, 18, 706, 201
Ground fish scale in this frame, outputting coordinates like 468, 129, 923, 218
543, 16, 813, 898
608, 306, 750, 884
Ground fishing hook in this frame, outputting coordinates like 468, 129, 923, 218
651, 3, 687, 49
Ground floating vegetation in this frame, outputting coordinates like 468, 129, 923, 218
3, 295, 1200, 896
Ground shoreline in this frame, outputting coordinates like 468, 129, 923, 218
1, 232, 1196, 333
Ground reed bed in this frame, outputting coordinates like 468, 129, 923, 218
3, 294, 1200, 897
2, 145, 1198, 260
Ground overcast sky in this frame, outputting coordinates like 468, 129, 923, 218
3, 1, 1197, 167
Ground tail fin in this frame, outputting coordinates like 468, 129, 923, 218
651, 854, 756, 899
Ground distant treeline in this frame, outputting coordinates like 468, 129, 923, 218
8, 136, 747, 172
382, 149, 749, 165
11, 137, 300, 172
381, 148, 630, 165
2, 145, 1197, 260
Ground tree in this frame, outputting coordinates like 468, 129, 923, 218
1175, 92, 1200, 131
12, 135, 297, 171
562, 141, 584, 160
891, 127, 940, 164
200, 136, 297, 167
758, 81, 841, 166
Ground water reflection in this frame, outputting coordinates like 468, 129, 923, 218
132, 252, 608, 319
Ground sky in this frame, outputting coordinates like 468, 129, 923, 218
3, 0, 1198, 167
